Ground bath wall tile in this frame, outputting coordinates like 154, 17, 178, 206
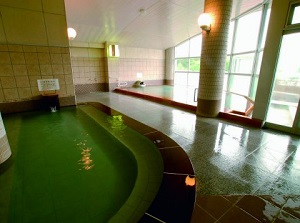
23, 45, 37, 52
44, 13, 68, 47
63, 65, 72, 74
13, 65, 27, 76
0, 52, 11, 64
38, 52, 51, 64
18, 87, 32, 99
52, 65, 63, 74
0, 65, 14, 76
62, 54, 71, 64
1, 77, 16, 88
0, 45, 8, 51
31, 87, 40, 96
10, 52, 25, 64
29, 76, 41, 87
8, 45, 23, 52
57, 84, 66, 95
42, 75, 54, 79
50, 53, 62, 64
53, 75, 65, 85
36, 46, 49, 53
3, 88, 19, 100
15, 76, 30, 88
66, 84, 75, 96
40, 65, 53, 75
42, 0, 65, 15
61, 48, 69, 54
27, 65, 41, 76
0, 89, 4, 101
24, 52, 38, 64
64, 75, 73, 85
49, 47, 62, 53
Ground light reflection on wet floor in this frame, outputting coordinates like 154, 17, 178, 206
77, 92, 300, 223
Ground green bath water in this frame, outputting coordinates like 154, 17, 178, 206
0, 106, 138, 223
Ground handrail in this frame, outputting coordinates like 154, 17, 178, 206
225, 91, 254, 117
194, 88, 198, 102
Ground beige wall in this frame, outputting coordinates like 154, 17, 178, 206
70, 45, 166, 93
70, 47, 106, 86
0, 0, 75, 106
106, 46, 165, 90
0, 45, 73, 102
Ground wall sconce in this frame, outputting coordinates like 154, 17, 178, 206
185, 175, 196, 186
67, 27, 77, 40
108, 44, 120, 57
197, 13, 212, 33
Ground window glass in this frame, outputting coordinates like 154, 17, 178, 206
187, 73, 199, 87
234, 10, 262, 53
231, 53, 255, 74
189, 58, 200, 72
175, 40, 189, 58
175, 59, 189, 71
292, 5, 300, 24
174, 72, 188, 85
228, 75, 251, 95
189, 35, 202, 57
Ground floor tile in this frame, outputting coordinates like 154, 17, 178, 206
197, 195, 233, 219
236, 195, 281, 222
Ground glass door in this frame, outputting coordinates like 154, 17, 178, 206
266, 32, 300, 134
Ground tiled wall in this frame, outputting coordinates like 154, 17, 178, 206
70, 46, 166, 93
107, 46, 166, 90
0, 44, 74, 102
0, 0, 75, 113
70, 47, 107, 94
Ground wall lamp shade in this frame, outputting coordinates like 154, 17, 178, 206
185, 175, 196, 186
67, 27, 77, 40
108, 44, 120, 57
198, 13, 212, 32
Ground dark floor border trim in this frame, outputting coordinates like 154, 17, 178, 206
85, 102, 196, 223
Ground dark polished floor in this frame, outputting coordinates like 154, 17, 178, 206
77, 92, 300, 223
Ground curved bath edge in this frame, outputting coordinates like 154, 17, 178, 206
82, 102, 196, 223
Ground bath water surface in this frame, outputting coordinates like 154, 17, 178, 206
1, 106, 138, 223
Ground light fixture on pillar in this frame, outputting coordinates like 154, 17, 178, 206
197, 13, 212, 33
185, 175, 196, 186
67, 27, 77, 40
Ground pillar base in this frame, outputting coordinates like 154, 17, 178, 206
196, 99, 221, 117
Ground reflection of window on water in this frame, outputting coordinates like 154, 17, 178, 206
108, 115, 126, 136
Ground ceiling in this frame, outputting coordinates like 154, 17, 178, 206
64, 0, 263, 50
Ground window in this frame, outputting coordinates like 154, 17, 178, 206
224, 2, 271, 114
174, 35, 202, 88
289, 4, 300, 25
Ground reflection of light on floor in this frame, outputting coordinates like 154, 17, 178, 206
267, 103, 297, 127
